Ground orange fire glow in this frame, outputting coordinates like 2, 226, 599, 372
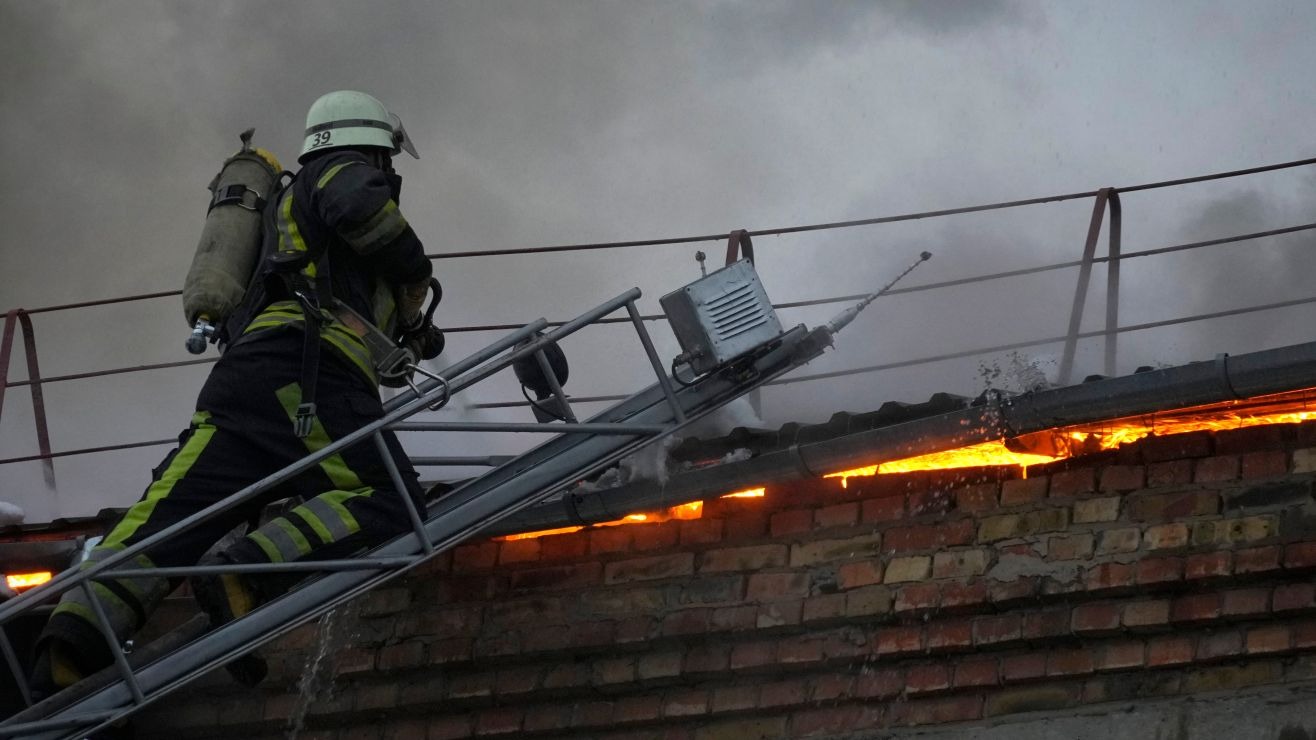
826, 388, 1316, 484
6, 571, 52, 591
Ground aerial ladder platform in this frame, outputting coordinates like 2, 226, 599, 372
0, 256, 915, 739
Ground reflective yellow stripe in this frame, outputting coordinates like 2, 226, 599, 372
247, 531, 284, 563
102, 412, 214, 550
341, 200, 407, 255
316, 161, 358, 190
244, 304, 377, 383
275, 383, 366, 490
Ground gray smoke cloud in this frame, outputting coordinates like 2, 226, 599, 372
3, 1, 1316, 520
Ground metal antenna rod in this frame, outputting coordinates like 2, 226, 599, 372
825, 250, 932, 336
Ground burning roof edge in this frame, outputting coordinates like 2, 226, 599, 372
488, 339, 1316, 536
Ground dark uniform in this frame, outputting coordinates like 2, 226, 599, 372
37, 149, 432, 683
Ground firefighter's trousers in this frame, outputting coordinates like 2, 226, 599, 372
38, 329, 422, 674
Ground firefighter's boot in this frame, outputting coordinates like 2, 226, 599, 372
188, 554, 268, 687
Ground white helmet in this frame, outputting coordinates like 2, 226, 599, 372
299, 90, 419, 163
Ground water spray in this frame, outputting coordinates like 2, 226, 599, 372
824, 250, 932, 336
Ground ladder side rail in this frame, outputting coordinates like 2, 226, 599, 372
625, 300, 686, 424
0, 311, 556, 624
34, 325, 823, 739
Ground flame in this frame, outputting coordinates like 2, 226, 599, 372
498, 500, 708, 541
6, 571, 52, 591
826, 388, 1316, 483
722, 487, 766, 498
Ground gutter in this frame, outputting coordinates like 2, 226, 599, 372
484, 339, 1316, 537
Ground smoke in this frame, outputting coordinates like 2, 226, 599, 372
5, 2, 1316, 519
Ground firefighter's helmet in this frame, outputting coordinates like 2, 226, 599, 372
299, 90, 418, 163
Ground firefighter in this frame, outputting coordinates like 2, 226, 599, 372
31, 90, 444, 695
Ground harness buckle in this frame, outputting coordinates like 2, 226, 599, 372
293, 402, 317, 438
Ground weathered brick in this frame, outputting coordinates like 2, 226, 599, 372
875, 625, 924, 655
885, 521, 974, 553
973, 614, 1022, 646
1197, 631, 1243, 660
759, 681, 807, 708
956, 483, 999, 513
614, 695, 663, 724
895, 583, 941, 613
1099, 640, 1146, 671
790, 533, 884, 566
801, 593, 846, 622
539, 532, 588, 561
926, 619, 974, 651
1242, 451, 1288, 479
453, 542, 500, 571
845, 585, 893, 617
1147, 635, 1195, 666
1221, 588, 1270, 618
1247, 625, 1292, 654
906, 664, 951, 695
954, 659, 999, 688
1100, 465, 1145, 492
1215, 425, 1286, 455
1182, 662, 1283, 693
1130, 491, 1218, 522
1286, 542, 1316, 569
979, 508, 1069, 542
1050, 468, 1096, 497
1022, 608, 1070, 640
712, 685, 758, 713
1196, 455, 1240, 483
777, 636, 825, 665
909, 488, 956, 517
1001, 477, 1048, 506
861, 495, 906, 523
854, 668, 904, 699
892, 695, 984, 726
1185, 551, 1231, 579
746, 572, 809, 602
695, 717, 789, 740
589, 527, 633, 555
1144, 523, 1189, 550
1274, 583, 1316, 612
792, 705, 883, 737
978, 514, 1022, 543
985, 685, 1080, 718
1000, 653, 1048, 681
499, 538, 541, 565
1139, 430, 1213, 462
1046, 533, 1094, 561
510, 562, 602, 592
1235, 545, 1281, 574
769, 509, 813, 537
1172, 593, 1221, 623
1123, 600, 1171, 630
476, 707, 523, 735
727, 642, 774, 671
377, 641, 425, 671
605, 553, 695, 584
815, 502, 859, 529
700, 545, 786, 573
940, 581, 989, 610
664, 690, 709, 717
885, 556, 932, 583
1097, 527, 1141, 555
837, 559, 883, 590
1072, 603, 1121, 634
1294, 447, 1316, 474
1147, 460, 1194, 487
1136, 557, 1183, 585
1085, 562, 1135, 591
1073, 497, 1121, 524
932, 549, 990, 579
661, 608, 712, 636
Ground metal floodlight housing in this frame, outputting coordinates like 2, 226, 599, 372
661, 259, 784, 375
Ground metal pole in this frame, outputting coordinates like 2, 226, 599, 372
17, 312, 56, 488
0, 630, 32, 707
1105, 190, 1122, 378
625, 301, 687, 424
78, 583, 145, 705
411, 455, 515, 467
100, 557, 417, 580
1058, 188, 1112, 386
533, 348, 578, 423
373, 433, 434, 555
392, 421, 668, 435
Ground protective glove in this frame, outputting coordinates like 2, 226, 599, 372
403, 323, 445, 361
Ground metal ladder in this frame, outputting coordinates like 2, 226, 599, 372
0, 285, 835, 740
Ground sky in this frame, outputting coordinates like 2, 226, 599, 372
3, 1, 1316, 521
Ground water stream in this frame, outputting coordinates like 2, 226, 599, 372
285, 601, 360, 739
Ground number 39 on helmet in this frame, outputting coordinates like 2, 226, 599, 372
299, 90, 419, 163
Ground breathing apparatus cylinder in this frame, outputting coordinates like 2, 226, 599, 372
182, 129, 283, 353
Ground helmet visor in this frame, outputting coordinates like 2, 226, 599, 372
391, 113, 419, 159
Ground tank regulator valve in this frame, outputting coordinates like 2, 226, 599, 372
186, 317, 216, 354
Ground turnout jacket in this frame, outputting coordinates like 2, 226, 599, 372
242, 150, 433, 385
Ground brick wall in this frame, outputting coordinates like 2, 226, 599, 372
139, 421, 1316, 739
